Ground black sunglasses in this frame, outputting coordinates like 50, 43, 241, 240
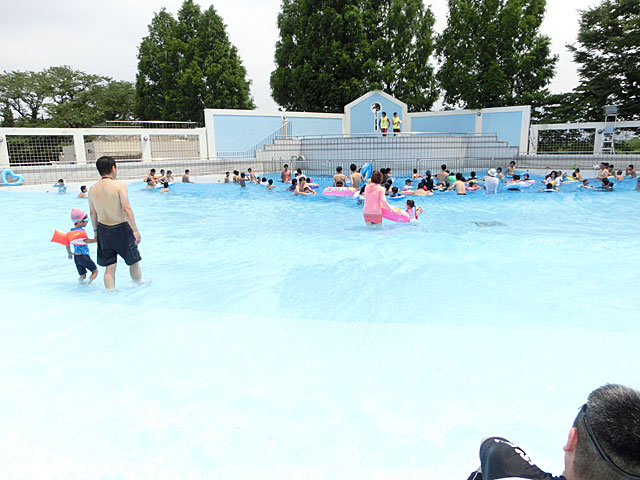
580, 404, 640, 480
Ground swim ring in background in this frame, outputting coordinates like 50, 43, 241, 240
322, 186, 358, 197
1, 168, 24, 186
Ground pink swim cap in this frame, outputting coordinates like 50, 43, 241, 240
71, 208, 88, 223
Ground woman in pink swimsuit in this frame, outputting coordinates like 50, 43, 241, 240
363, 170, 392, 225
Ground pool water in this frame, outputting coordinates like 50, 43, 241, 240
1, 173, 639, 479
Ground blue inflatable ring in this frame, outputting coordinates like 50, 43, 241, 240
1, 168, 24, 186
361, 162, 373, 183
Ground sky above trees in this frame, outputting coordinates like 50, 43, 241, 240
0, 0, 602, 110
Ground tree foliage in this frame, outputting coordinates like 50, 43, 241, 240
436, 0, 557, 109
135, 0, 254, 122
0, 66, 135, 127
565, 0, 640, 121
270, 0, 438, 112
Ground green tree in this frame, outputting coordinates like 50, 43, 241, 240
270, 0, 438, 112
135, 0, 254, 122
437, 0, 557, 109
363, 0, 438, 111
565, 0, 640, 121
0, 66, 135, 127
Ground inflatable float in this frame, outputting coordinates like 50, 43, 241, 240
323, 186, 358, 197
381, 205, 410, 223
50, 229, 89, 246
1, 168, 24, 186
465, 184, 481, 191
361, 163, 372, 184
506, 179, 536, 189
388, 195, 406, 201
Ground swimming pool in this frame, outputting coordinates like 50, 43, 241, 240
1, 173, 639, 478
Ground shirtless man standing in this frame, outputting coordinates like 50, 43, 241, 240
349, 164, 362, 190
89, 156, 142, 290
436, 164, 449, 186
281, 164, 292, 183
333, 166, 347, 187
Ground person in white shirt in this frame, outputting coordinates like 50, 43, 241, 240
484, 168, 499, 194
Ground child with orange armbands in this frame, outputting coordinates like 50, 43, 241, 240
66, 208, 98, 284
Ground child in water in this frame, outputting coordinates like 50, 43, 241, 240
159, 182, 170, 193
78, 185, 87, 198
266, 179, 275, 190
66, 208, 98, 284
53, 179, 67, 194
406, 199, 420, 220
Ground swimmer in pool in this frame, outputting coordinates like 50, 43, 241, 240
599, 178, 614, 191
615, 170, 624, 181
448, 173, 467, 195
333, 166, 347, 187
224, 171, 230, 183
467, 171, 480, 183
349, 164, 362, 190
248, 168, 256, 182
182, 169, 194, 183
293, 176, 316, 196
78, 185, 88, 198
281, 164, 291, 183
145, 169, 158, 186
596, 163, 609, 180
389, 186, 402, 198
404, 181, 433, 196
266, 179, 275, 189
288, 178, 297, 191
572, 168, 583, 181
539, 182, 558, 192
232, 170, 240, 183
403, 179, 415, 192
238, 173, 247, 187
578, 180, 594, 189
406, 199, 419, 220
496, 167, 505, 180
626, 164, 637, 178
506, 161, 516, 176
53, 178, 67, 194
159, 182, 169, 193
411, 168, 423, 179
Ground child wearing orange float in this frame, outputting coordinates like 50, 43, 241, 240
66, 208, 98, 284
405, 199, 422, 221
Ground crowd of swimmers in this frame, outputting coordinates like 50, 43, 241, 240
143, 168, 195, 192
223, 160, 640, 198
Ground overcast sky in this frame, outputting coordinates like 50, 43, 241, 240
0, 0, 602, 111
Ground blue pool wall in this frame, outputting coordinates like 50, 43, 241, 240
204, 110, 343, 156
204, 91, 531, 156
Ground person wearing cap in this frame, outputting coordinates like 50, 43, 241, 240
484, 169, 499, 194
66, 208, 98, 284
466, 384, 640, 480
89, 156, 142, 290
